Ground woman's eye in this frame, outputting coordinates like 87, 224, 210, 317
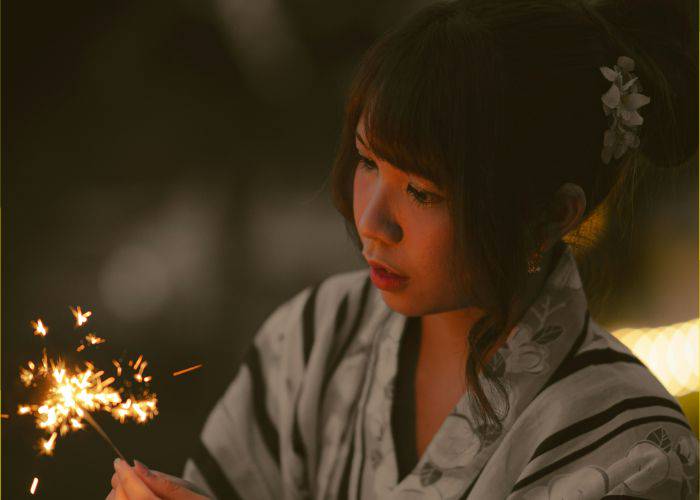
357, 154, 377, 171
407, 185, 437, 206
357, 150, 439, 207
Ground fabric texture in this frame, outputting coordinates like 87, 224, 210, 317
183, 244, 699, 499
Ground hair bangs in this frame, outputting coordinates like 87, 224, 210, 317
352, 5, 486, 193
359, 70, 451, 191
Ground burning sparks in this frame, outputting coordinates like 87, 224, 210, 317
31, 319, 48, 337
18, 355, 157, 455
41, 432, 58, 455
70, 306, 92, 327
85, 333, 105, 345
30, 477, 39, 495
1, 414, 9, 419
76, 333, 106, 352
17, 307, 159, 457
172, 364, 203, 377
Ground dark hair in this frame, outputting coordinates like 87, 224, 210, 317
329, 0, 697, 432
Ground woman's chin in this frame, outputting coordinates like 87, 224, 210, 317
378, 291, 424, 317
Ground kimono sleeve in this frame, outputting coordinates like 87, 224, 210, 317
181, 288, 311, 500
510, 420, 699, 500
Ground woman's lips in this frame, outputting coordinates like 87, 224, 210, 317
368, 265, 409, 291
365, 258, 408, 278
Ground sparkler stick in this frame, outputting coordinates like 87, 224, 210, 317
82, 411, 127, 462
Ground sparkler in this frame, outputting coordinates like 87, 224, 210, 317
16, 306, 158, 460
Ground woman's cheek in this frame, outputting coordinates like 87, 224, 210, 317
353, 169, 370, 223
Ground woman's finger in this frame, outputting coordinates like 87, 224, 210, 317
111, 471, 120, 490
111, 470, 129, 500
132, 461, 209, 499
114, 458, 159, 499
106, 488, 116, 500
114, 484, 129, 500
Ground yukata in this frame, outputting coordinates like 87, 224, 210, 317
183, 244, 699, 499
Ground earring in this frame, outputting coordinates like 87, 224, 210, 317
527, 244, 545, 274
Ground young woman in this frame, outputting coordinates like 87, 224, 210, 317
106, 0, 698, 498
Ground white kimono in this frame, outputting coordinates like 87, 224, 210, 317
183, 244, 699, 499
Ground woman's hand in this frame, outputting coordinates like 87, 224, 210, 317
106, 458, 210, 500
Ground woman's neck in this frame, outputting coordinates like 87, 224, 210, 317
419, 242, 564, 366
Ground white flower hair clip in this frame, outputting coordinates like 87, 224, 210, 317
599, 55, 651, 164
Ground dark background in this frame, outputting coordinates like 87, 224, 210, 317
2, 1, 697, 498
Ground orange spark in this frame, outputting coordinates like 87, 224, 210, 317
172, 364, 203, 377
133, 355, 143, 370
70, 306, 92, 327
30, 477, 39, 495
31, 319, 48, 337
1, 414, 9, 419
85, 333, 105, 345
76, 345, 86, 352
41, 432, 58, 455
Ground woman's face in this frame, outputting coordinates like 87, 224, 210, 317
353, 116, 469, 317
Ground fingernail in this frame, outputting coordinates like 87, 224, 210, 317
113, 458, 121, 468
134, 459, 152, 476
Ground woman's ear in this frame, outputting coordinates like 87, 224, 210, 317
540, 183, 587, 251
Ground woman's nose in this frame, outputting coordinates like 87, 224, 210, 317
357, 186, 403, 245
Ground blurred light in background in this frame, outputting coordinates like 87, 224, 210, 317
613, 318, 699, 397
98, 185, 225, 327
248, 185, 359, 288
213, 0, 314, 104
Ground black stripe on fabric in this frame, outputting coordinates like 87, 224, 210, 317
290, 283, 322, 490
392, 316, 422, 482
541, 348, 644, 395
192, 440, 243, 500
321, 275, 372, 401
291, 407, 307, 471
302, 284, 320, 365
338, 429, 355, 500
333, 294, 350, 351
511, 415, 691, 492
459, 466, 483, 499
243, 344, 280, 465
530, 396, 685, 461
600, 496, 648, 499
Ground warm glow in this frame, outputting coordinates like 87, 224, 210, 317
18, 353, 158, 454
41, 432, 58, 455
31, 319, 48, 337
85, 333, 105, 345
172, 364, 203, 377
613, 318, 699, 397
30, 477, 39, 495
18, 307, 159, 461
70, 306, 92, 327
